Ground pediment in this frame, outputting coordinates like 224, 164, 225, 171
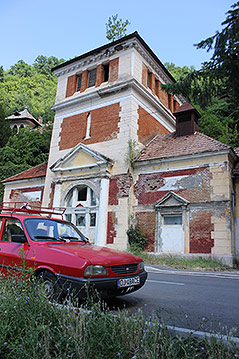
155, 191, 189, 208
50, 143, 113, 173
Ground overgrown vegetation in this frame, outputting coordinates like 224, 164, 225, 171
0, 275, 238, 358
127, 218, 147, 251
129, 250, 233, 271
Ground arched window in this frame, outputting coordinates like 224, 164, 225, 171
64, 185, 98, 242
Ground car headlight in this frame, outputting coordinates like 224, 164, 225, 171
138, 261, 144, 271
84, 265, 108, 277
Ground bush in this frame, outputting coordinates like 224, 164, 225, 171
127, 222, 147, 251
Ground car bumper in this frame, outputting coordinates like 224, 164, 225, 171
56, 271, 148, 299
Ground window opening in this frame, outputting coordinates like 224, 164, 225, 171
78, 187, 87, 201
88, 68, 97, 87
85, 113, 91, 139
76, 73, 82, 91
164, 215, 182, 226
90, 213, 96, 227
103, 63, 109, 82
147, 71, 151, 87
76, 214, 86, 227
91, 189, 96, 206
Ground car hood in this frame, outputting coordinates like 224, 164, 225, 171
44, 243, 142, 266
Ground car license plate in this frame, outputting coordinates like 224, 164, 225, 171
118, 276, 140, 288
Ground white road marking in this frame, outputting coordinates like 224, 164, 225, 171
145, 266, 239, 279
147, 279, 184, 286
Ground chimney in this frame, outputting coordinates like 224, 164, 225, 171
173, 103, 200, 137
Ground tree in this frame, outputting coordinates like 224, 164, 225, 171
8, 60, 36, 78
106, 14, 130, 41
0, 103, 11, 147
163, 2, 239, 146
33, 55, 65, 80
164, 62, 195, 81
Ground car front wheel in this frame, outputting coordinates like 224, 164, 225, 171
36, 271, 62, 301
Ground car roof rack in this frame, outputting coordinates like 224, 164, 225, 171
0, 202, 66, 219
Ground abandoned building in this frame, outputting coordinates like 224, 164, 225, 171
2, 32, 239, 264
6, 107, 42, 132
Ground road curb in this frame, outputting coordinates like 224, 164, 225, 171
166, 324, 239, 347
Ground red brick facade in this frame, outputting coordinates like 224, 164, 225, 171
136, 212, 155, 252
189, 209, 214, 253
59, 103, 121, 150
138, 106, 169, 144
107, 211, 117, 244
66, 75, 77, 98
109, 58, 119, 82
135, 167, 210, 205
109, 173, 133, 206
133, 166, 216, 253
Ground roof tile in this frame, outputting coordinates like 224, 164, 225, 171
2, 162, 47, 183
137, 132, 230, 162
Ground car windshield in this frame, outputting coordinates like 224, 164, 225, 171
24, 218, 86, 243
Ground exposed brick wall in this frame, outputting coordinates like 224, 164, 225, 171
80, 70, 88, 93
66, 75, 77, 98
109, 58, 119, 82
155, 79, 168, 108
149, 73, 155, 93
168, 94, 174, 112
96, 64, 104, 87
142, 63, 148, 87
190, 209, 214, 253
138, 106, 169, 144
107, 211, 117, 244
59, 103, 121, 150
174, 100, 180, 112
9, 187, 44, 208
109, 173, 133, 205
136, 212, 155, 252
134, 167, 210, 205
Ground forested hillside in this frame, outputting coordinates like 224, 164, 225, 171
0, 56, 64, 201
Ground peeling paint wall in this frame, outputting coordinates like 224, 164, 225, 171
133, 155, 233, 256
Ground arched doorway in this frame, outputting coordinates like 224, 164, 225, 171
64, 185, 98, 243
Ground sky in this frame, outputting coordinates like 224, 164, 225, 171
0, 0, 234, 71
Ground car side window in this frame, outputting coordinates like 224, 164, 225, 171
2, 219, 27, 243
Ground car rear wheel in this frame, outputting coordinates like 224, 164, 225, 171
36, 271, 62, 301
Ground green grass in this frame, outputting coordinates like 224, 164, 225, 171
130, 249, 232, 271
0, 276, 238, 358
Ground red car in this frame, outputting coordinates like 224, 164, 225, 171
0, 206, 147, 299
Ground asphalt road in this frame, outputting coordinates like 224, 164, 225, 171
106, 266, 239, 336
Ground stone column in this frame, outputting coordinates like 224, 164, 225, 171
95, 177, 109, 246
